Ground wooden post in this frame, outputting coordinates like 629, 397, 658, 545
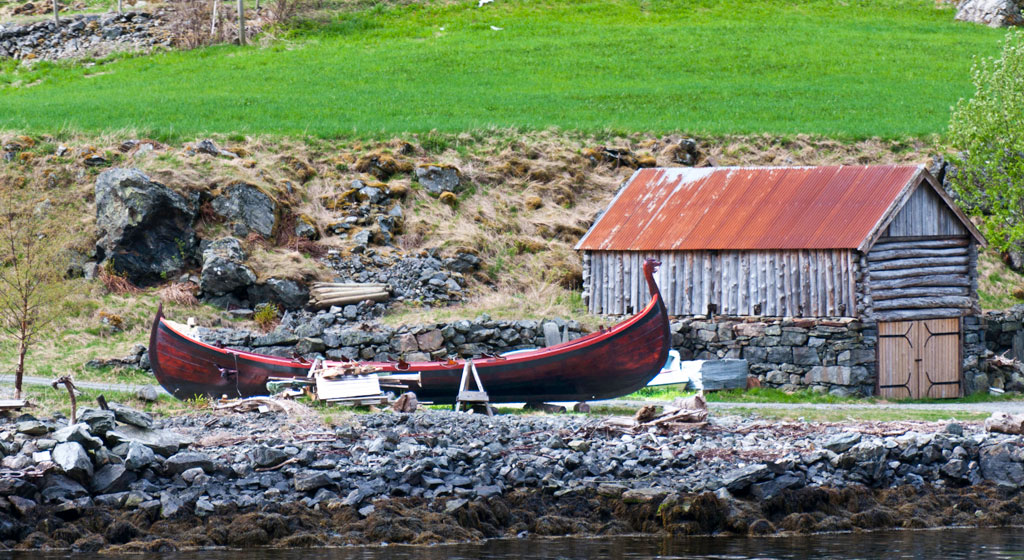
52, 0, 59, 23
212, 0, 219, 36
117, 0, 123, 14
237, 0, 246, 45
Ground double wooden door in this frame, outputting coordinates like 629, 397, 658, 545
877, 318, 962, 399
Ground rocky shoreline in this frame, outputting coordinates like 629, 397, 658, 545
0, 402, 1022, 551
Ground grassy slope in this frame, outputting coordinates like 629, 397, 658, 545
0, 0, 1007, 138
0, 131, 944, 386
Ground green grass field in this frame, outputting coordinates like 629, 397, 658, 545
0, 0, 1008, 138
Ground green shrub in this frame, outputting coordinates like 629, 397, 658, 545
949, 31, 1024, 252
253, 302, 280, 331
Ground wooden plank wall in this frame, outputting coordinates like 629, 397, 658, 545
584, 249, 856, 317
864, 236, 973, 321
884, 184, 967, 237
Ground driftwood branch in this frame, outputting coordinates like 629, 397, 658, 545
51, 376, 77, 425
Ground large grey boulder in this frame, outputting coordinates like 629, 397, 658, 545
41, 475, 88, 503
91, 463, 136, 495
105, 425, 190, 457
722, 463, 771, 493
95, 168, 198, 286
108, 403, 154, 429
249, 446, 289, 469
125, 441, 156, 471
955, 0, 1024, 27
78, 409, 117, 436
53, 442, 93, 483
980, 442, 1024, 487
248, 278, 309, 310
415, 164, 462, 195
53, 423, 104, 451
200, 237, 256, 297
164, 452, 214, 476
211, 182, 278, 238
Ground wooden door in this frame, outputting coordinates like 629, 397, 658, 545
878, 318, 961, 399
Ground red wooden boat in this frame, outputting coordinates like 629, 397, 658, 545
149, 259, 670, 404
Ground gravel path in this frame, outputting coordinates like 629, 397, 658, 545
0, 374, 169, 397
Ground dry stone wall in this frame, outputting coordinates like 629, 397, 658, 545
669, 317, 877, 397
0, 12, 166, 60
193, 311, 586, 364
974, 307, 1024, 393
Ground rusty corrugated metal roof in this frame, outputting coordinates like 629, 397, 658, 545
576, 165, 930, 251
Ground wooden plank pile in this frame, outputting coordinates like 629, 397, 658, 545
309, 282, 390, 309
0, 400, 26, 412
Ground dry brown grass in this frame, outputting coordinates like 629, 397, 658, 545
978, 249, 1024, 310
0, 129, 950, 334
98, 264, 142, 295
247, 247, 330, 283
158, 282, 200, 306
382, 283, 601, 330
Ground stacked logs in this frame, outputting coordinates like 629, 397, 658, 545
865, 237, 974, 321
309, 282, 390, 309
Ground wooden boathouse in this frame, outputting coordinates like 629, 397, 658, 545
575, 165, 987, 398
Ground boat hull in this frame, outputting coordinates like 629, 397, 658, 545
149, 261, 671, 404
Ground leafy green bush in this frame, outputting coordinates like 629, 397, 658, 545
253, 302, 280, 331
949, 31, 1024, 252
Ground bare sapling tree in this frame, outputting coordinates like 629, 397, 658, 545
0, 202, 66, 400
237, 0, 246, 45
118, 0, 123, 15
52, 0, 59, 23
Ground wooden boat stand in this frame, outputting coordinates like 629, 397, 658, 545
455, 359, 493, 416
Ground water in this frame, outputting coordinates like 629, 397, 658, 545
4, 528, 1024, 559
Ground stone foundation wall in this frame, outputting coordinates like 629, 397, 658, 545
667, 313, 998, 397
668, 317, 877, 397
